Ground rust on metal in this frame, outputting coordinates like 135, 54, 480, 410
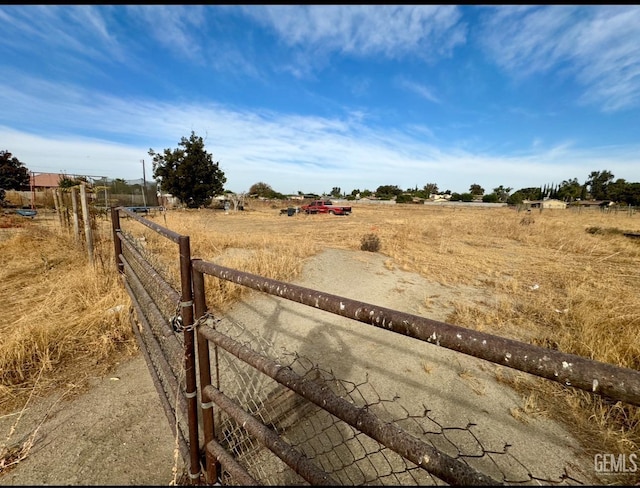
110, 207, 124, 274
178, 236, 201, 481
205, 439, 258, 486
192, 262, 217, 483
203, 384, 340, 486
198, 326, 500, 486
193, 260, 640, 407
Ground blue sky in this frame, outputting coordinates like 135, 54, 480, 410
1, 5, 639, 195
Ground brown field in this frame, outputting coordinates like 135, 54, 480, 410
1, 201, 639, 479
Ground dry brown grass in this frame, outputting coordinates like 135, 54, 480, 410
0, 218, 136, 415
2, 201, 639, 470
131, 202, 638, 457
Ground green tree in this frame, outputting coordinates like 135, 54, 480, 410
330, 186, 342, 198
618, 182, 640, 206
469, 183, 484, 196
395, 194, 413, 204
482, 193, 499, 203
111, 178, 129, 194
451, 192, 473, 202
423, 183, 439, 196
375, 185, 402, 199
149, 132, 226, 208
0, 150, 30, 191
507, 191, 524, 205
586, 170, 614, 200
513, 187, 542, 201
493, 185, 512, 203
556, 178, 583, 202
607, 178, 628, 203
249, 182, 274, 198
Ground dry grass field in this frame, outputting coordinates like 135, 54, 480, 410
1, 201, 639, 481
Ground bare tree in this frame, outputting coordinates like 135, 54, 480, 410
228, 192, 246, 211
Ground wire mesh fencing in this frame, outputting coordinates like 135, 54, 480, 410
111, 207, 635, 486
200, 315, 589, 486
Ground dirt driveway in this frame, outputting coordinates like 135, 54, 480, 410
1, 248, 599, 485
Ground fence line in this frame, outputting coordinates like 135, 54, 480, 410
191, 260, 640, 407
111, 206, 640, 485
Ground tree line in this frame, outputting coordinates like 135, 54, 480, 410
321, 172, 640, 206
3, 133, 640, 209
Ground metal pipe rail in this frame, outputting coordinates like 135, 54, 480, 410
112, 207, 202, 481
119, 206, 183, 243
192, 259, 640, 408
123, 274, 186, 409
202, 384, 340, 486
124, 279, 190, 462
205, 439, 258, 486
119, 234, 181, 305
198, 326, 501, 486
110, 205, 640, 486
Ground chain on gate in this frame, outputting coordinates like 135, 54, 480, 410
171, 300, 221, 333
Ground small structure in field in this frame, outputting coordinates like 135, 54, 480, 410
525, 199, 567, 210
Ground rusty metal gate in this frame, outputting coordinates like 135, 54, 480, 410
110, 207, 640, 486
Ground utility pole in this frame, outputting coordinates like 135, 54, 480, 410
141, 159, 147, 209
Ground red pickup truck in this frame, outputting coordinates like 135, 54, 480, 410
301, 200, 352, 215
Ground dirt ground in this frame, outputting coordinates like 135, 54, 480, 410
0, 247, 601, 485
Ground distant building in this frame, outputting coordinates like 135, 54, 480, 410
429, 193, 452, 202
572, 200, 613, 209
157, 192, 181, 209
30, 172, 64, 189
525, 199, 567, 210
357, 197, 396, 205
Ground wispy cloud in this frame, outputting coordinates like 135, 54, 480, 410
1, 6, 638, 199
397, 78, 441, 104
3, 76, 638, 194
125, 5, 207, 62
0, 6, 126, 65
478, 6, 640, 112
242, 6, 466, 63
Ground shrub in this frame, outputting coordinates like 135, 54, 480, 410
482, 193, 499, 203
360, 233, 381, 252
395, 194, 413, 204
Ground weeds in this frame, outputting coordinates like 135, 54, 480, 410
360, 233, 381, 252
585, 226, 624, 235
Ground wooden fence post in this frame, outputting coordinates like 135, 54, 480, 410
80, 182, 95, 266
70, 187, 81, 245
53, 189, 64, 229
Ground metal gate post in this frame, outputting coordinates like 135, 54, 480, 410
178, 236, 201, 483
110, 207, 124, 274
192, 261, 218, 484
